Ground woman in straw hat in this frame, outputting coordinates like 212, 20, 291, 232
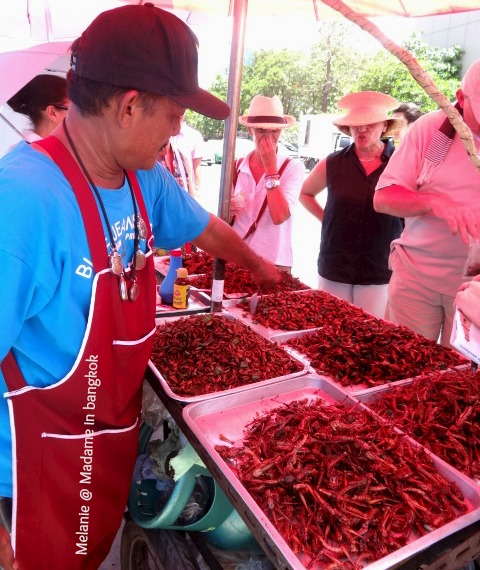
300, 91, 403, 318
230, 95, 305, 271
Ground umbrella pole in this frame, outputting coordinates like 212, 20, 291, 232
211, 0, 248, 313
320, 0, 480, 171
0, 112, 27, 142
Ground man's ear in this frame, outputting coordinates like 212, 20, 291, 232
117, 90, 141, 126
456, 88, 466, 110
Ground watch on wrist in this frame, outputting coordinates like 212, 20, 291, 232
265, 178, 281, 190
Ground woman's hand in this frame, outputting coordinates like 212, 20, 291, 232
454, 279, 480, 328
229, 192, 246, 216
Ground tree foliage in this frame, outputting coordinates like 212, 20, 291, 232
357, 34, 464, 111
186, 27, 465, 141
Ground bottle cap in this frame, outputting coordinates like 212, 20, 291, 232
171, 249, 182, 257
177, 268, 188, 278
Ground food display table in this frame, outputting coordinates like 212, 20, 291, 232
143, 278, 480, 569
144, 364, 480, 570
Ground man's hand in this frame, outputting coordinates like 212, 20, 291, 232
0, 525, 17, 570
374, 185, 479, 244
429, 197, 479, 244
248, 258, 281, 289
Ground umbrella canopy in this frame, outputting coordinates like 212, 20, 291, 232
0, 41, 71, 107
144, 0, 480, 18
1, 1, 479, 44
1, 0, 478, 308
1, 1, 477, 186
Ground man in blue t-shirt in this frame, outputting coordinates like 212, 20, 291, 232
0, 5, 279, 569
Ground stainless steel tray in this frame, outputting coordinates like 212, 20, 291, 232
155, 288, 211, 318
153, 254, 171, 276
222, 291, 319, 339
223, 299, 289, 339
182, 374, 480, 569
269, 329, 461, 395
149, 312, 309, 404
354, 376, 480, 485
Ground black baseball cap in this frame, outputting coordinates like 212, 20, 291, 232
70, 3, 230, 120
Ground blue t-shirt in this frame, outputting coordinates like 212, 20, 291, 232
0, 142, 210, 496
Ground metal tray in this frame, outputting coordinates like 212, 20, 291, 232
148, 312, 309, 404
155, 288, 211, 318
354, 377, 480, 485
182, 374, 480, 570
153, 255, 171, 276
183, 285, 250, 301
222, 291, 320, 339
269, 328, 462, 395
223, 298, 291, 339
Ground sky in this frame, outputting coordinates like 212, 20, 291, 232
192, 15, 418, 86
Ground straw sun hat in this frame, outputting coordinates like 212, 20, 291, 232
333, 91, 402, 137
239, 95, 295, 130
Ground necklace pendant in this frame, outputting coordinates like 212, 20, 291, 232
119, 274, 129, 301
137, 216, 148, 239
110, 251, 124, 276
129, 280, 139, 302
135, 249, 147, 270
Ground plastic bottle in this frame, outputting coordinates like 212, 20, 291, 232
159, 249, 182, 305
173, 268, 190, 309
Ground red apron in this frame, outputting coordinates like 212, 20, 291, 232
1, 137, 157, 569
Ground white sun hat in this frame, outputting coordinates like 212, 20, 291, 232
239, 95, 296, 130
333, 91, 402, 137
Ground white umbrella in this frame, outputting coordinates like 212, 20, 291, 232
1, 0, 478, 306
0, 41, 71, 107
0, 41, 70, 152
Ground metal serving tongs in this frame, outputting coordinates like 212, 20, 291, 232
249, 290, 260, 316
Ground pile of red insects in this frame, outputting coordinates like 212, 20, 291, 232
247, 291, 465, 388
215, 398, 469, 569
247, 290, 362, 330
182, 250, 214, 275
150, 314, 305, 397
188, 264, 309, 296
367, 369, 480, 480
283, 315, 464, 388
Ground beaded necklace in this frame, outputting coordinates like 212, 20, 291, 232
63, 121, 147, 301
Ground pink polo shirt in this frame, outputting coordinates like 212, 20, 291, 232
376, 110, 480, 296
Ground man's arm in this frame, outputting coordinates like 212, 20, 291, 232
374, 184, 479, 244
192, 214, 280, 287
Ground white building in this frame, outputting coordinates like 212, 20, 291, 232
413, 9, 480, 76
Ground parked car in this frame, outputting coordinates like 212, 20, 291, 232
201, 139, 223, 166
278, 140, 300, 159
214, 137, 255, 164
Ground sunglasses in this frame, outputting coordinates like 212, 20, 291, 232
54, 105, 69, 111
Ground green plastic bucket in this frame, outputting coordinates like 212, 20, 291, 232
128, 424, 233, 531
202, 508, 261, 552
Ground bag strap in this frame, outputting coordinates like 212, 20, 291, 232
232, 157, 242, 188
242, 157, 291, 240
